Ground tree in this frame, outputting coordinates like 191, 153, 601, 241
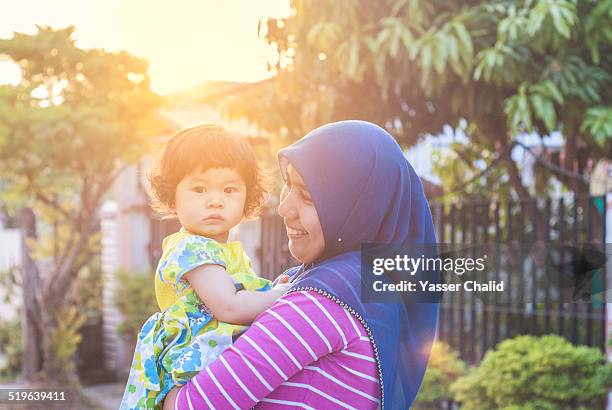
224, 0, 612, 202
0, 26, 163, 385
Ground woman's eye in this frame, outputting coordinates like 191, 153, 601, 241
192, 186, 206, 193
280, 184, 289, 200
301, 191, 313, 203
224, 187, 237, 194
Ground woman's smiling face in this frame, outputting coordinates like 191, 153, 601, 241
278, 164, 325, 264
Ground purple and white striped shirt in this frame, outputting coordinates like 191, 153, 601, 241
174, 290, 381, 409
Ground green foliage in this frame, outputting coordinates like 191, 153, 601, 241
0, 26, 164, 382
227, 0, 612, 201
0, 266, 19, 305
413, 341, 467, 409
0, 317, 23, 381
581, 106, 612, 147
73, 257, 103, 321
114, 270, 158, 338
0, 25, 163, 287
451, 335, 612, 410
505, 81, 564, 133
48, 306, 86, 386
0, 26, 164, 201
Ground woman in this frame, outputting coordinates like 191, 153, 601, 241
165, 120, 439, 409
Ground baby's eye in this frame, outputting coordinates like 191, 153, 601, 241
192, 186, 206, 193
224, 187, 238, 194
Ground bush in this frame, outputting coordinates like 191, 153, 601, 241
0, 317, 23, 381
413, 341, 467, 409
49, 306, 87, 386
73, 257, 103, 322
114, 270, 159, 339
451, 335, 612, 410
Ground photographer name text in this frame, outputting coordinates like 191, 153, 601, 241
372, 280, 504, 293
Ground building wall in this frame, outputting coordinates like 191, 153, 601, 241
102, 160, 156, 380
100, 201, 122, 378
0, 229, 20, 321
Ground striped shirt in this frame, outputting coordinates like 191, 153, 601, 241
174, 290, 381, 409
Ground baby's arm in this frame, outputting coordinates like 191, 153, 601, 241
184, 265, 288, 325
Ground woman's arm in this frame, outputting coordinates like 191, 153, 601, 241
169, 291, 351, 409
184, 265, 288, 325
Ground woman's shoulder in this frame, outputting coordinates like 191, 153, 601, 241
303, 252, 361, 277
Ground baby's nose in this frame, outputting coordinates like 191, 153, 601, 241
206, 198, 223, 208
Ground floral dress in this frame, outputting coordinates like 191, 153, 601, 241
120, 228, 272, 410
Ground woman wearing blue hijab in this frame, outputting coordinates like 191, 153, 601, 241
166, 120, 439, 409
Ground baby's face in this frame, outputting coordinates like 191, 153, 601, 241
174, 167, 246, 242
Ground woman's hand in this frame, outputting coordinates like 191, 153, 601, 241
163, 386, 180, 410
274, 274, 290, 285
271, 274, 290, 295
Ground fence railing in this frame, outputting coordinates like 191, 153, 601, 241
431, 195, 607, 363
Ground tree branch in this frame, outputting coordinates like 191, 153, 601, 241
34, 193, 70, 219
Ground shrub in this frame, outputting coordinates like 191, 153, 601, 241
114, 270, 159, 339
451, 335, 612, 410
0, 317, 23, 381
413, 341, 468, 409
49, 306, 86, 386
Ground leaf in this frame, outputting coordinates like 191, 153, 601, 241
400, 26, 415, 55
581, 107, 612, 147
389, 21, 401, 58
421, 42, 432, 72
433, 33, 447, 74
391, 0, 409, 16
346, 38, 360, 80
550, 4, 570, 38
530, 93, 556, 131
453, 22, 473, 61
528, 4, 547, 36
505, 84, 534, 132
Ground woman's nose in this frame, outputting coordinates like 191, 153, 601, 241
278, 193, 297, 219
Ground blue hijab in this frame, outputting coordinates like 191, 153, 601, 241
278, 120, 439, 409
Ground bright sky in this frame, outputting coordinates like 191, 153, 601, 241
0, 0, 291, 95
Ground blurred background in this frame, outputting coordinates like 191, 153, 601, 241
0, 0, 611, 408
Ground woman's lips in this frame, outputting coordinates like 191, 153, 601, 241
287, 227, 308, 239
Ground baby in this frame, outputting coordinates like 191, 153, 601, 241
120, 124, 288, 409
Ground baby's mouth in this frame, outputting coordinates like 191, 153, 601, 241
203, 214, 225, 222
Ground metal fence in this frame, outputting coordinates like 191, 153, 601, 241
258, 195, 608, 363
431, 195, 607, 363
